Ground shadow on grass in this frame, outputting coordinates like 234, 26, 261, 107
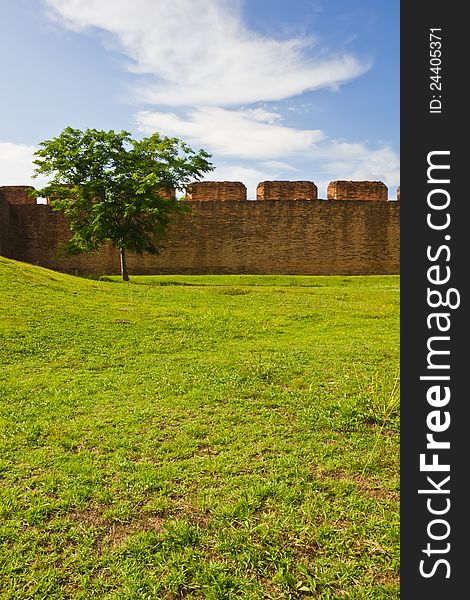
82, 275, 197, 286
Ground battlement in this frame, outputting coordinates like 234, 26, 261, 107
327, 180, 388, 201
186, 181, 247, 201
0, 180, 398, 205
256, 181, 318, 201
0, 185, 36, 205
0, 179, 400, 276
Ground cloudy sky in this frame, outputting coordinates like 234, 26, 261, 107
0, 0, 399, 199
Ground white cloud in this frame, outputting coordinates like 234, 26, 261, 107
36, 1, 398, 197
261, 161, 299, 172
0, 142, 51, 201
136, 107, 399, 193
0, 142, 38, 186
320, 141, 400, 189
0, 141, 47, 204
43, 0, 370, 106
136, 107, 324, 159
205, 164, 281, 199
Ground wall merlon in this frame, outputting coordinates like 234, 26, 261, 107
159, 187, 177, 200
327, 180, 388, 201
256, 181, 318, 201
186, 181, 247, 201
0, 186, 36, 205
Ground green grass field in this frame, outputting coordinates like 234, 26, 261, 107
0, 257, 399, 599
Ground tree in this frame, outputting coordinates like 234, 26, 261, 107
32, 127, 213, 281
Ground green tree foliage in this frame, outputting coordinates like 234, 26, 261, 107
32, 127, 213, 280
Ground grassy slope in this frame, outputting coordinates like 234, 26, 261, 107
0, 257, 399, 599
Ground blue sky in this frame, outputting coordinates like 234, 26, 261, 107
0, 0, 399, 199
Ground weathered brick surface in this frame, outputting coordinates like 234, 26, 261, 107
7, 204, 120, 273
159, 187, 177, 200
256, 181, 317, 201
4, 200, 400, 276
0, 186, 36, 205
0, 196, 10, 256
327, 181, 388, 201
186, 181, 246, 201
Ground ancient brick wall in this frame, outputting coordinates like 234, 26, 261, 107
5, 204, 119, 273
186, 181, 246, 201
128, 200, 399, 275
256, 181, 317, 201
327, 180, 388, 201
0, 186, 36, 205
0, 180, 400, 275
0, 196, 10, 257
2, 197, 400, 276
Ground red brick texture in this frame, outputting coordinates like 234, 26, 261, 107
327, 180, 388, 201
186, 181, 247, 201
0, 195, 10, 256
256, 181, 317, 201
0, 186, 36, 205
1, 198, 400, 276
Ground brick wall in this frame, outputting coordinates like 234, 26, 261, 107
327, 180, 388, 201
0, 196, 10, 256
256, 181, 317, 201
6, 204, 120, 273
3, 198, 400, 276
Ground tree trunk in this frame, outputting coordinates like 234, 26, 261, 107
120, 248, 130, 282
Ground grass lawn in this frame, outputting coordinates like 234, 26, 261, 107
0, 257, 399, 599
